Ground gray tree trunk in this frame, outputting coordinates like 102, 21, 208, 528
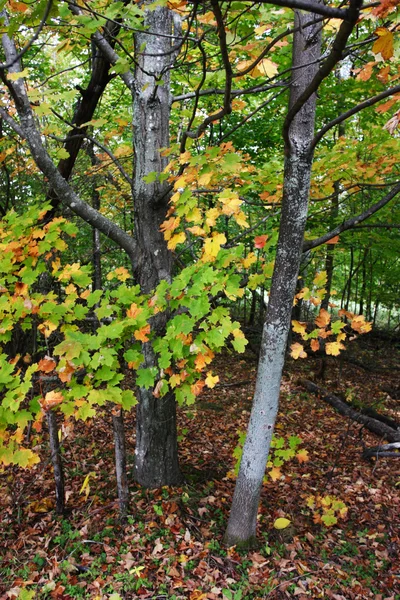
132, 7, 182, 487
224, 9, 322, 547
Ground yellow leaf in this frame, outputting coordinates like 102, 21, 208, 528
253, 58, 278, 78
114, 267, 130, 282
205, 372, 219, 388
167, 231, 186, 250
187, 226, 205, 237
202, 232, 226, 261
292, 320, 307, 338
198, 172, 213, 186
40, 391, 64, 411
79, 472, 96, 500
7, 68, 29, 80
325, 341, 345, 356
273, 517, 291, 529
269, 467, 282, 482
234, 211, 249, 228
242, 252, 257, 268
205, 207, 220, 227
290, 343, 307, 360
373, 28, 394, 60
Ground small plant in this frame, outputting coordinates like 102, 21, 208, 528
223, 589, 243, 600
306, 494, 348, 526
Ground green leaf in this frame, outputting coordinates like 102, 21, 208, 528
136, 367, 157, 389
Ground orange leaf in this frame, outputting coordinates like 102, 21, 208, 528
127, 303, 143, 319
134, 324, 150, 342
254, 235, 268, 249
325, 235, 339, 245
38, 356, 57, 373
296, 449, 309, 463
315, 308, 331, 328
310, 339, 320, 352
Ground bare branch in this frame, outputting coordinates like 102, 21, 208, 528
0, 1, 53, 70
311, 83, 400, 151
250, 0, 348, 20
303, 181, 400, 252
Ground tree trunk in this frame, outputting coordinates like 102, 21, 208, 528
224, 9, 322, 547
132, 6, 182, 487
47, 410, 65, 515
112, 409, 129, 517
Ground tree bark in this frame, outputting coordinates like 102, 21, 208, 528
47, 410, 65, 515
112, 409, 129, 517
131, 6, 182, 487
224, 9, 322, 547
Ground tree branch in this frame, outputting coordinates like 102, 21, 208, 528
311, 83, 400, 151
0, 1, 53, 70
251, 0, 349, 19
303, 181, 400, 251
1, 18, 137, 269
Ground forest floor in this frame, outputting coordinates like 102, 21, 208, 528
0, 334, 399, 600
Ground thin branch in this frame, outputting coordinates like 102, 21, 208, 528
0, 107, 25, 138
311, 83, 400, 151
303, 181, 400, 252
250, 0, 349, 20
0, 1, 53, 70
49, 110, 133, 186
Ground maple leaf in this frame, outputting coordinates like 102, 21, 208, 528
167, 231, 186, 250
383, 110, 400, 135
296, 449, 309, 463
134, 324, 150, 342
268, 466, 282, 481
38, 356, 57, 373
127, 303, 143, 319
234, 210, 249, 228
58, 361, 76, 383
242, 252, 257, 268
202, 232, 226, 261
205, 207, 220, 227
14, 282, 28, 296
205, 372, 219, 388
310, 339, 320, 352
290, 343, 307, 360
292, 320, 307, 338
325, 341, 345, 356
351, 315, 372, 334
254, 235, 268, 249
191, 379, 206, 396
315, 308, 331, 328
372, 28, 394, 60
160, 216, 180, 240
40, 390, 64, 411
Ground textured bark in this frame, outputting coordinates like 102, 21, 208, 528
112, 410, 129, 516
132, 7, 182, 487
47, 411, 65, 515
224, 9, 322, 547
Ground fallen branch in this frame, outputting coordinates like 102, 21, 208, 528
301, 379, 400, 443
362, 442, 400, 460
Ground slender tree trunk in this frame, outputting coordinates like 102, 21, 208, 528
112, 409, 129, 517
132, 7, 182, 487
224, 9, 322, 547
47, 410, 65, 515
